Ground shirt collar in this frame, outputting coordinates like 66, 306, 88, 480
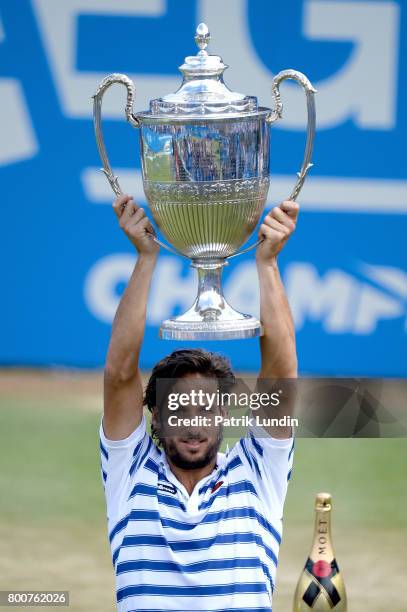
159, 452, 226, 497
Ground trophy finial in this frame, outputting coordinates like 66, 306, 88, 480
195, 23, 210, 52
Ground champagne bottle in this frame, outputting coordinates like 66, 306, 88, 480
293, 493, 347, 611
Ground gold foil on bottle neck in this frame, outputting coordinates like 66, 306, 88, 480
315, 492, 332, 511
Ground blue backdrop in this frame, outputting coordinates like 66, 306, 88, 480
1, 0, 406, 375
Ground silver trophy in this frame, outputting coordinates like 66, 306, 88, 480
93, 23, 316, 340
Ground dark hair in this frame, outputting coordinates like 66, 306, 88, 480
143, 348, 235, 414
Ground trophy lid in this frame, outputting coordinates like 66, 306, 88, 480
146, 24, 259, 118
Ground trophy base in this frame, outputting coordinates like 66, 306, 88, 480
159, 316, 263, 341
159, 259, 263, 341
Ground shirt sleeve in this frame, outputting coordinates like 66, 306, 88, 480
236, 423, 294, 520
99, 415, 151, 524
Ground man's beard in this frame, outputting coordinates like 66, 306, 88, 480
160, 429, 223, 470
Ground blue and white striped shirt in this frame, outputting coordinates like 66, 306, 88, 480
100, 416, 294, 612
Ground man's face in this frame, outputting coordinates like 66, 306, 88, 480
153, 373, 224, 470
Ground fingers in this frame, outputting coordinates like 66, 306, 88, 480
263, 201, 298, 233
112, 194, 131, 218
273, 207, 294, 229
280, 200, 300, 221
120, 201, 141, 227
263, 211, 293, 237
112, 194, 158, 253
259, 220, 286, 239
121, 208, 146, 235
112, 194, 140, 219
119, 201, 136, 225
125, 209, 155, 234
138, 216, 155, 236
259, 224, 274, 240
257, 201, 299, 260
127, 214, 157, 245
259, 200, 299, 243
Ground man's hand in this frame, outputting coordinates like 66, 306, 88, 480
256, 200, 299, 265
113, 194, 159, 256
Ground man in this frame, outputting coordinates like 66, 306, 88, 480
100, 194, 299, 611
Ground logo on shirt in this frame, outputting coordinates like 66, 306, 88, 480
211, 480, 224, 493
157, 482, 177, 495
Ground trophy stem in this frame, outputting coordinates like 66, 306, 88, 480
192, 259, 227, 322
159, 258, 263, 341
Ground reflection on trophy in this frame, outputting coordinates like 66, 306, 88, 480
93, 23, 316, 340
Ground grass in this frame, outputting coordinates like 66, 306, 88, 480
0, 371, 406, 611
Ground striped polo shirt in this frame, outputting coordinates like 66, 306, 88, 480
100, 415, 294, 612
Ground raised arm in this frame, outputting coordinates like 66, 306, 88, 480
103, 195, 159, 440
255, 200, 299, 438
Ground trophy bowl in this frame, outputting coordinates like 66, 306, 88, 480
141, 121, 270, 260
93, 23, 316, 340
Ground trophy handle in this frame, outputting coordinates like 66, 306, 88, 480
267, 69, 317, 201
228, 70, 316, 260
93, 73, 140, 197
93, 73, 182, 257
